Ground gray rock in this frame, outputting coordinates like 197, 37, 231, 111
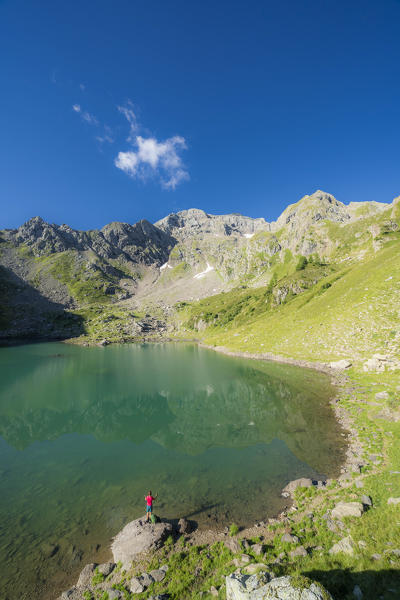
210, 585, 219, 596
251, 543, 265, 556
240, 554, 251, 564
329, 536, 355, 555
177, 517, 192, 534
224, 537, 242, 553
375, 391, 389, 400
129, 576, 145, 593
330, 359, 352, 369
331, 501, 364, 519
104, 589, 122, 600
355, 480, 364, 488
77, 563, 97, 587
361, 495, 372, 507
282, 478, 313, 497
225, 573, 333, 599
289, 546, 307, 558
281, 533, 299, 544
149, 568, 167, 582
353, 584, 363, 599
111, 518, 173, 568
388, 497, 400, 505
243, 563, 268, 575
98, 562, 115, 577
363, 358, 385, 373
61, 588, 83, 600
371, 553, 382, 561
140, 572, 155, 587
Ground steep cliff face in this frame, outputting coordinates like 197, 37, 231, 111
9, 216, 175, 265
155, 208, 270, 239
0, 189, 398, 340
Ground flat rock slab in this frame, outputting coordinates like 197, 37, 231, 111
111, 518, 173, 569
331, 502, 364, 519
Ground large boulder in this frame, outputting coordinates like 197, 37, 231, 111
282, 478, 313, 497
111, 518, 173, 569
330, 360, 352, 370
329, 536, 355, 556
226, 573, 333, 599
331, 502, 364, 519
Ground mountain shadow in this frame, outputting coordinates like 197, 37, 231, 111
304, 567, 399, 600
0, 265, 85, 342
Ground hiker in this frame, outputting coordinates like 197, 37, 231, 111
144, 490, 157, 522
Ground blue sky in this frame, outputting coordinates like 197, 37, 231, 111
1, 0, 399, 230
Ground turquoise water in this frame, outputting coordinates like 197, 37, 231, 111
0, 342, 345, 600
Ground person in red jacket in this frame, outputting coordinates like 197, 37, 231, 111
144, 490, 157, 522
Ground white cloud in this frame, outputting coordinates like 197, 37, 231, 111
115, 151, 139, 173
79, 83, 86, 91
72, 104, 99, 126
115, 105, 189, 189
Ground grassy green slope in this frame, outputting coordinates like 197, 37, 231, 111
177, 242, 400, 366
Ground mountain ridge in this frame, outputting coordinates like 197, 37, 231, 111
0, 189, 399, 344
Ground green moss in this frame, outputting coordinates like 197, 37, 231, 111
229, 523, 239, 536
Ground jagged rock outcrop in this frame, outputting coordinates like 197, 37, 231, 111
9, 216, 176, 265
155, 208, 270, 240
225, 572, 334, 600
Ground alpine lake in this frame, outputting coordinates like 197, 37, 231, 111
0, 342, 346, 600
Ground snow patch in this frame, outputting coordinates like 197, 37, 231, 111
160, 262, 172, 271
193, 262, 214, 279
244, 233, 254, 239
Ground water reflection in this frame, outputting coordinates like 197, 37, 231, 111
0, 343, 340, 473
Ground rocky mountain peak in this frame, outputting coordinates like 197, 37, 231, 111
272, 190, 350, 231
155, 208, 270, 240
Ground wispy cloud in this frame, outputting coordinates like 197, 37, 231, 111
96, 125, 114, 145
72, 104, 99, 126
117, 101, 138, 142
115, 103, 189, 190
